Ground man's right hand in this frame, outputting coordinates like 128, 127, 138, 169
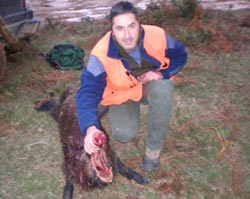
84, 126, 107, 155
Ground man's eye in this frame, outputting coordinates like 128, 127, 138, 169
116, 27, 123, 31
129, 24, 136, 29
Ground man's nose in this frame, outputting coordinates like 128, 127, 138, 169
124, 28, 130, 38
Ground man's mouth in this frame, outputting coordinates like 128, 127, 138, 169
124, 38, 133, 45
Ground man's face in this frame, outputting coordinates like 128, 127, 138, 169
111, 13, 140, 52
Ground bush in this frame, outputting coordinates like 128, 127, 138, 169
171, 0, 197, 19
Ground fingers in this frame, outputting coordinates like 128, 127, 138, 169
138, 71, 163, 84
84, 138, 99, 154
84, 126, 106, 155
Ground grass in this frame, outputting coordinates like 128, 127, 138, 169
0, 2, 250, 199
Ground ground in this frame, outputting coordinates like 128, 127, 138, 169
0, 3, 250, 199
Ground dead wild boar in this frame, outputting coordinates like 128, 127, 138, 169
34, 85, 147, 199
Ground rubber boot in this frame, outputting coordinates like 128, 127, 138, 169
141, 147, 161, 172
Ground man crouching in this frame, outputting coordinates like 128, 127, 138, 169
76, 1, 187, 172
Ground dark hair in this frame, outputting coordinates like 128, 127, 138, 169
109, 1, 139, 25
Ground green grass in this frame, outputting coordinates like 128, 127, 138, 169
0, 4, 249, 199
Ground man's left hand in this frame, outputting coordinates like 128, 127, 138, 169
138, 71, 163, 84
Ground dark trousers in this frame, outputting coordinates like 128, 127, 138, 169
109, 79, 174, 151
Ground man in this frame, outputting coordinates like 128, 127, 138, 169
76, 1, 187, 172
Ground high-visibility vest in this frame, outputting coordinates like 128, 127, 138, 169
91, 25, 170, 106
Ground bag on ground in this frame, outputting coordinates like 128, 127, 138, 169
45, 43, 85, 71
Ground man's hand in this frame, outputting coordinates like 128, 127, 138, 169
138, 71, 163, 84
84, 126, 107, 155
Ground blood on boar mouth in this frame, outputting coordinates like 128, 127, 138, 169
91, 149, 113, 183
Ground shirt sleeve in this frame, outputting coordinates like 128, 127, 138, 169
159, 34, 188, 79
76, 55, 107, 135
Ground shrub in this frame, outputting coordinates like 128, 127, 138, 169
171, 0, 197, 19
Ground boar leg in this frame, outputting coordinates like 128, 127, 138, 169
63, 178, 74, 199
116, 157, 148, 185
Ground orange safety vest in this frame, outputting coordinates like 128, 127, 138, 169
91, 25, 170, 106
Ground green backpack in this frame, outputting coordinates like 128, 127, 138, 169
45, 43, 85, 71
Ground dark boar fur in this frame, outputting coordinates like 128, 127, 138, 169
34, 85, 147, 199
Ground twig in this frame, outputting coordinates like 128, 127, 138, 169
25, 140, 49, 150
213, 127, 230, 161
196, 127, 230, 161
16, 157, 28, 160
24, 86, 44, 95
